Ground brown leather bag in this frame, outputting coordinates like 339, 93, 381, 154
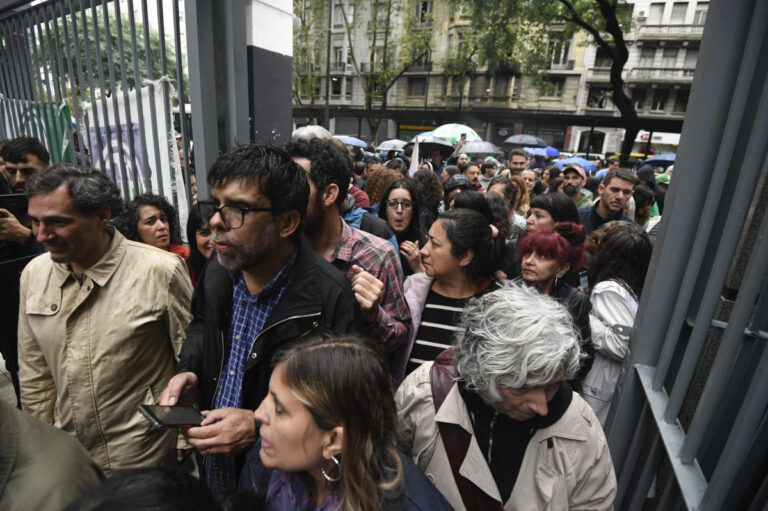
430, 349, 504, 511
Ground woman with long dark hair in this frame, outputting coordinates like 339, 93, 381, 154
392, 208, 507, 382
240, 333, 452, 511
582, 222, 651, 424
114, 193, 189, 261
185, 201, 215, 286
378, 178, 427, 276
516, 223, 594, 382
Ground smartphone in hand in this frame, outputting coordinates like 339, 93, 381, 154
138, 405, 204, 429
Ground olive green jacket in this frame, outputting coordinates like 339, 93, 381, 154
0, 400, 102, 510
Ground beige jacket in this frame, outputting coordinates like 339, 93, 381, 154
18, 229, 193, 474
395, 362, 617, 510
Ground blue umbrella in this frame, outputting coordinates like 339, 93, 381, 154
643, 153, 676, 168
554, 157, 598, 172
544, 146, 560, 157
333, 135, 368, 148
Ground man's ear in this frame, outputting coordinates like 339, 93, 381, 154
97, 206, 111, 228
323, 184, 340, 208
598, 183, 605, 195
277, 210, 302, 239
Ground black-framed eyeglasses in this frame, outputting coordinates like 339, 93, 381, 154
386, 199, 414, 210
198, 201, 273, 230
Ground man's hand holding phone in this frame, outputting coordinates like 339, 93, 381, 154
183, 407, 257, 457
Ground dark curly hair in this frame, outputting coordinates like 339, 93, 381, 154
484, 191, 513, 240
114, 194, 182, 245
285, 138, 352, 210
588, 221, 651, 300
412, 168, 443, 212
186, 201, 216, 278
25, 164, 123, 218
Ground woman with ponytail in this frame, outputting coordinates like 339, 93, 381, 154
391, 208, 508, 384
516, 222, 594, 382
240, 333, 452, 511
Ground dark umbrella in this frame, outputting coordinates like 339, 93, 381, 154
502, 134, 547, 147
404, 136, 455, 159
460, 141, 504, 158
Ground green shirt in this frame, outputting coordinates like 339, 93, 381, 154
575, 193, 594, 209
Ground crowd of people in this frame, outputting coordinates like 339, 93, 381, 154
0, 128, 663, 510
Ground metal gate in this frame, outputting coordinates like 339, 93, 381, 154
605, 0, 768, 509
0, 0, 193, 211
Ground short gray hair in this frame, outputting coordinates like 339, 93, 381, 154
291, 125, 332, 142
25, 163, 124, 218
453, 286, 581, 403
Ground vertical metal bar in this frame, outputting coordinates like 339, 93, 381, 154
662, 67, 768, 423
9, 15, 34, 103
0, 22, 23, 137
615, 402, 651, 507
25, 12, 47, 144
49, 4, 77, 163
126, 0, 152, 192
655, 475, 681, 511
700, 342, 768, 509
680, 194, 768, 462
112, 0, 140, 197
72, 0, 106, 170
323, 0, 331, 129
626, 434, 663, 511
141, 0, 163, 195
172, 0, 187, 209
87, 0, 118, 177
157, 0, 175, 199
41, 7, 68, 162
651, 0, 763, 392
59, 0, 90, 166
101, 0, 130, 197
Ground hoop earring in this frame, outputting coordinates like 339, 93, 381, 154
321, 454, 341, 483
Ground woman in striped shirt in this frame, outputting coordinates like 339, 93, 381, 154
391, 208, 507, 383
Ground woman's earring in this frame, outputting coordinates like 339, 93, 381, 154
321, 454, 341, 483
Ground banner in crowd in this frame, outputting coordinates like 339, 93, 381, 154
81, 83, 189, 237
0, 97, 74, 163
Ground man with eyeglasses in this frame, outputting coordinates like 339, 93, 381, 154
160, 144, 359, 492
286, 138, 410, 358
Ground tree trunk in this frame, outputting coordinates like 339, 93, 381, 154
620, 126, 639, 164
367, 117, 382, 142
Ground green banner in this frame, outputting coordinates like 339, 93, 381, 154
1, 98, 73, 163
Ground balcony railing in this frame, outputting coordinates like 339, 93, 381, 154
407, 63, 433, 72
587, 67, 612, 79
630, 67, 696, 79
549, 60, 575, 71
638, 24, 705, 35
329, 63, 347, 72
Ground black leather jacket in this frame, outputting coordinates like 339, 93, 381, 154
176, 238, 361, 412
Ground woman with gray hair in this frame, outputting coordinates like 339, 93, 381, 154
395, 285, 616, 510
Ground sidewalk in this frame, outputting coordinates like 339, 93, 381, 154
0, 353, 18, 406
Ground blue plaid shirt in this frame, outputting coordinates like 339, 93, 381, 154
205, 249, 296, 492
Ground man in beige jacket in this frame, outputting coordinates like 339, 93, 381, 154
17, 164, 193, 474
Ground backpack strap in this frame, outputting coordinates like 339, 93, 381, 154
430, 349, 504, 511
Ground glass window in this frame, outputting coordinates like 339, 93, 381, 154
694, 2, 708, 24
331, 77, 342, 96
648, 3, 665, 23
470, 75, 490, 97
632, 88, 647, 110
662, 47, 678, 67
652, 89, 669, 110
587, 87, 613, 108
670, 2, 688, 23
493, 76, 509, 97
407, 77, 427, 96
639, 47, 656, 67
684, 47, 699, 69
345, 77, 353, 99
594, 46, 614, 68
540, 77, 564, 98
673, 89, 690, 112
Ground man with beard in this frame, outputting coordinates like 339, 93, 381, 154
286, 138, 410, 356
463, 161, 482, 191
562, 166, 593, 209
579, 168, 638, 234
508, 148, 528, 176
160, 145, 359, 491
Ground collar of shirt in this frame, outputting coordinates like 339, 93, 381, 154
50, 227, 123, 288
329, 218, 357, 265
231, 248, 297, 304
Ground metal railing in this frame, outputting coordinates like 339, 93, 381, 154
630, 67, 697, 79
639, 24, 705, 35
0, 0, 191, 219
607, 0, 768, 509
549, 60, 575, 70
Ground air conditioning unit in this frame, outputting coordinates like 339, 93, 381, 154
637, 10, 647, 20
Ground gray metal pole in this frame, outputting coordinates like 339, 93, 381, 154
323, 0, 331, 129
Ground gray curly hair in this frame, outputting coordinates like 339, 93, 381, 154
453, 285, 582, 403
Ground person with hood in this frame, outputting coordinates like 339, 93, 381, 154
635, 164, 666, 215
